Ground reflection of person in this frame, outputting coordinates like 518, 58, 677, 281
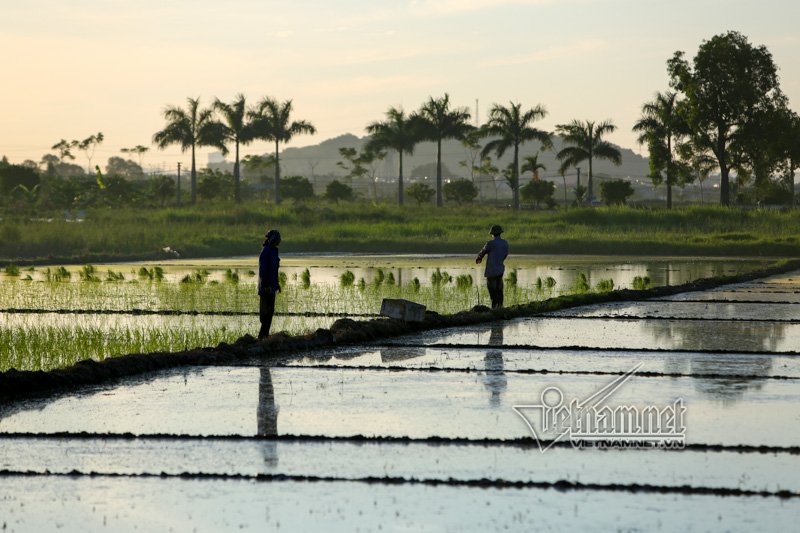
257, 367, 279, 437
258, 229, 282, 339
483, 323, 507, 407
257, 367, 279, 467
475, 225, 509, 308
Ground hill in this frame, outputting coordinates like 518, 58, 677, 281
211, 133, 650, 183
277, 133, 650, 182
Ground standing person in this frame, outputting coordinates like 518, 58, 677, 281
476, 225, 509, 309
258, 229, 282, 339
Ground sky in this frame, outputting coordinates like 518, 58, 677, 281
2, 0, 799, 172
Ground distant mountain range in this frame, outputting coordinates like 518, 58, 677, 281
215, 133, 651, 182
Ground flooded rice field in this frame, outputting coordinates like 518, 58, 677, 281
0, 255, 771, 371
0, 258, 798, 530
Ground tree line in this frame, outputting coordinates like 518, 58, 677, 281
1, 31, 796, 211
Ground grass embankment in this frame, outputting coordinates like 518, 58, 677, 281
2, 203, 799, 262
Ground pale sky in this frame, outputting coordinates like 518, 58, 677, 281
2, 0, 799, 172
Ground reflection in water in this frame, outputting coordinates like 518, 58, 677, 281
688, 355, 774, 404
279, 259, 767, 291
649, 320, 780, 402
482, 324, 507, 408
257, 367, 279, 466
380, 346, 425, 363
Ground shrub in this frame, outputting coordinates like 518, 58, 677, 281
281, 176, 314, 202
443, 179, 478, 205
406, 183, 435, 205
600, 179, 635, 205
324, 180, 354, 203
521, 179, 556, 208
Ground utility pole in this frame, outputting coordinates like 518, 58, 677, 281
475, 99, 480, 127
176, 162, 182, 206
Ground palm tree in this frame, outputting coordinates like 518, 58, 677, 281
250, 97, 316, 204
51, 139, 77, 164
213, 94, 256, 203
481, 102, 551, 210
521, 153, 546, 182
120, 145, 150, 168
153, 97, 224, 204
632, 92, 686, 209
365, 107, 421, 206
415, 94, 473, 207
556, 120, 621, 204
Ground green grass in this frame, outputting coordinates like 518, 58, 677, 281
1, 203, 799, 262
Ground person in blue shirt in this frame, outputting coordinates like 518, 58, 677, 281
258, 229, 282, 339
475, 225, 509, 308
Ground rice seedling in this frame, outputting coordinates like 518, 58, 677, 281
80, 264, 101, 282
595, 278, 615, 292
138, 266, 165, 281
181, 269, 210, 284
0, 313, 337, 372
572, 272, 590, 293
44, 266, 71, 282
505, 270, 518, 287
340, 270, 355, 287
455, 274, 473, 290
224, 268, 240, 284
431, 268, 452, 286
105, 269, 125, 282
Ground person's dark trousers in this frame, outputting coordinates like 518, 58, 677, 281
486, 276, 504, 308
259, 292, 276, 339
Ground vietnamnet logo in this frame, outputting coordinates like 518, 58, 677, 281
512, 364, 686, 452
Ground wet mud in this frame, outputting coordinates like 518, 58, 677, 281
1, 468, 797, 498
